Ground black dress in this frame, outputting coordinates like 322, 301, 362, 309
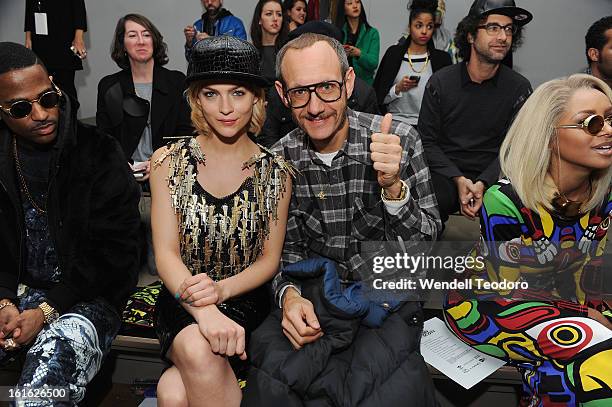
154, 138, 293, 375
24, 0, 87, 100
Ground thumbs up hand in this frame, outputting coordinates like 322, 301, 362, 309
370, 113, 403, 191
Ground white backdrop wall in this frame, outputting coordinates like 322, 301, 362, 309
1, 0, 610, 119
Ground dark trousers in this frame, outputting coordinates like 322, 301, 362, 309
49, 69, 77, 104
431, 172, 460, 224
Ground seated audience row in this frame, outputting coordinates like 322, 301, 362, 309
0, 0, 609, 405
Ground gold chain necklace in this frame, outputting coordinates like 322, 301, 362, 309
13, 137, 47, 214
407, 47, 430, 74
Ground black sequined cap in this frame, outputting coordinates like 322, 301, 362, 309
186, 36, 271, 87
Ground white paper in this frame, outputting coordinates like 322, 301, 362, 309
138, 398, 157, 407
420, 317, 507, 389
34, 13, 48, 35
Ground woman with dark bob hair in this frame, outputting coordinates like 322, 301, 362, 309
96, 13, 193, 181
96, 13, 193, 275
444, 74, 612, 406
150, 36, 293, 406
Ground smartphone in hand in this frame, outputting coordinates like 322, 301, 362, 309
132, 161, 147, 178
409, 75, 420, 82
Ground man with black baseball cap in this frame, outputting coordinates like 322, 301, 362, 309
469, 0, 532, 24
418, 0, 533, 228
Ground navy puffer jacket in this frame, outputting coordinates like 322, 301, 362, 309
242, 258, 439, 407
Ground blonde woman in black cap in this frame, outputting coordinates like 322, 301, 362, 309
149, 36, 293, 406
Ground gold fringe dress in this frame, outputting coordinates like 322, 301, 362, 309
153, 138, 292, 373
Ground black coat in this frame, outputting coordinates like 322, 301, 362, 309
96, 66, 194, 159
242, 260, 438, 406
24, 0, 87, 71
258, 77, 380, 148
373, 38, 452, 112
0, 96, 141, 314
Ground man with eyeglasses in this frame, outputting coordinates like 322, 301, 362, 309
259, 20, 379, 148
418, 0, 533, 228
243, 33, 440, 404
0, 42, 140, 404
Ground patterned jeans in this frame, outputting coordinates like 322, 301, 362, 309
0, 285, 120, 406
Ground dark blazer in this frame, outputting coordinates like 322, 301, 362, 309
0, 96, 141, 314
96, 65, 194, 159
373, 38, 452, 111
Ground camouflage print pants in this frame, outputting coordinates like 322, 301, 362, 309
0, 286, 120, 406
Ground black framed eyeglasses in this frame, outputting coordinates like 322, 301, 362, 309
284, 80, 344, 108
557, 114, 612, 136
0, 84, 62, 119
477, 23, 517, 36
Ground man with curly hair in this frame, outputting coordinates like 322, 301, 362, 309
418, 0, 533, 228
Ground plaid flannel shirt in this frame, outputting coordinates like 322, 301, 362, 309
270, 109, 441, 304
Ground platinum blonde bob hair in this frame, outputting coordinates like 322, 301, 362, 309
500, 74, 612, 214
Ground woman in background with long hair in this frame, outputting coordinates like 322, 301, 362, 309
250, 0, 289, 86
283, 0, 307, 31
335, 0, 380, 85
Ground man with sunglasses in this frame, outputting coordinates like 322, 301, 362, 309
418, 0, 533, 228
243, 33, 440, 404
0, 42, 140, 404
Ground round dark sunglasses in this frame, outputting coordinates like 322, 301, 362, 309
557, 114, 612, 135
0, 86, 62, 119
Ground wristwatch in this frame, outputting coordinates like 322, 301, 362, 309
381, 179, 408, 201
38, 302, 60, 325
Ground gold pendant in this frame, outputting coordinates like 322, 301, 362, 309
317, 190, 326, 200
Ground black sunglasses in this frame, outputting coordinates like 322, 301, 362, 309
0, 85, 62, 119
557, 114, 612, 136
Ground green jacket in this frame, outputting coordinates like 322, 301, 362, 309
342, 23, 380, 85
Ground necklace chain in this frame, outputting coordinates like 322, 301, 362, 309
407, 48, 429, 74
13, 137, 47, 214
